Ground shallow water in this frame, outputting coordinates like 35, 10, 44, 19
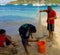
0, 5, 60, 35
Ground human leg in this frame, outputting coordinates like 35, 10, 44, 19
22, 39, 29, 54
47, 24, 54, 40
5, 37, 11, 46
5, 36, 17, 46
49, 31, 54, 40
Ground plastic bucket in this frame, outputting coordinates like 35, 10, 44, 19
37, 41, 45, 53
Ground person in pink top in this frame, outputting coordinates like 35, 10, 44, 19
40, 6, 57, 41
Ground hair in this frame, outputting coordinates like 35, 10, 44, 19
0, 29, 6, 34
29, 26, 36, 33
48, 6, 51, 7
48, 6, 52, 9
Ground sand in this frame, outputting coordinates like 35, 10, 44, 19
6, 17, 60, 55
0, 16, 60, 55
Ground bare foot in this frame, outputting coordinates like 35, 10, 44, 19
12, 42, 18, 47
46, 38, 51, 42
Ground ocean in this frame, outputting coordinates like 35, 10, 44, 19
0, 4, 60, 35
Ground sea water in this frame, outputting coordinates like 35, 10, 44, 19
0, 4, 60, 35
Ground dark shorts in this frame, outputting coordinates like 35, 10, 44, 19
47, 24, 54, 31
19, 31, 29, 46
22, 38, 28, 46
5, 38, 11, 45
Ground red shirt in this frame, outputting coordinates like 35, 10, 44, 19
46, 10, 56, 24
0, 35, 6, 47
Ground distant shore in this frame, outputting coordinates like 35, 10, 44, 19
0, 3, 60, 6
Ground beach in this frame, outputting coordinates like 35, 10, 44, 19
0, 5, 60, 55
8, 14, 60, 55
7, 17, 60, 55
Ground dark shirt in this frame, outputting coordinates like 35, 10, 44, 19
19, 24, 35, 39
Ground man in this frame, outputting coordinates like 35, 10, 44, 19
40, 6, 57, 41
19, 24, 37, 54
0, 29, 17, 47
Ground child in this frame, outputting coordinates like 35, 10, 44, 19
0, 29, 17, 47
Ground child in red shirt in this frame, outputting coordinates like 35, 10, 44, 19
0, 29, 17, 47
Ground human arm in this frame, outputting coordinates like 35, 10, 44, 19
6, 35, 12, 43
6, 35, 17, 46
40, 10, 47, 12
48, 16, 57, 21
48, 11, 57, 21
30, 33, 33, 39
47, 10, 57, 22
27, 39, 37, 42
50, 16, 57, 20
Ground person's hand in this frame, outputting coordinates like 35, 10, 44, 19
39, 10, 45, 12
50, 18, 54, 20
47, 19, 50, 22
11, 42, 18, 47
47, 18, 54, 22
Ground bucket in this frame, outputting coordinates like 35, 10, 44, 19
37, 40, 45, 53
